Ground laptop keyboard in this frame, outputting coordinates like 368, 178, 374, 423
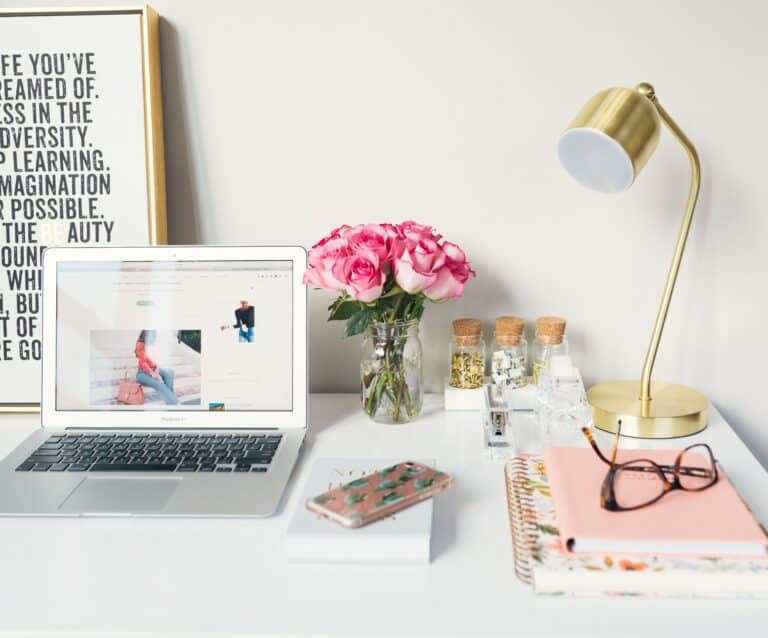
15, 432, 282, 473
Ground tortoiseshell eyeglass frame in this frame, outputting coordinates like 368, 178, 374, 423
580, 420, 719, 512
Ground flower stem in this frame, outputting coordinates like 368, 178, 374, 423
388, 294, 404, 322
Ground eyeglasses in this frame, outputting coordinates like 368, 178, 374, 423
580, 420, 719, 512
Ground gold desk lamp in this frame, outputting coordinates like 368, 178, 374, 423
557, 83, 707, 438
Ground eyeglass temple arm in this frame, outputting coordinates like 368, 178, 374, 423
610, 420, 622, 464
580, 427, 612, 465
581, 427, 717, 477
580, 421, 623, 466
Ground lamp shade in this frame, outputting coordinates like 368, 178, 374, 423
558, 87, 661, 193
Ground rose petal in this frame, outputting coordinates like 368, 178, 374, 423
348, 280, 383, 302
308, 236, 350, 267
442, 241, 466, 263
303, 263, 346, 291
424, 265, 465, 300
347, 224, 391, 261
394, 255, 437, 293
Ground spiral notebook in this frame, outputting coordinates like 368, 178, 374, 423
504, 455, 768, 597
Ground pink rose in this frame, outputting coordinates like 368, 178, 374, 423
397, 220, 441, 248
383, 223, 406, 262
328, 224, 353, 239
303, 236, 350, 291
393, 237, 446, 293
381, 223, 400, 239
308, 236, 349, 266
346, 224, 396, 264
331, 249, 384, 302
308, 226, 350, 254
423, 241, 475, 300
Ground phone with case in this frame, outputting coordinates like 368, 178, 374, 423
305, 461, 453, 528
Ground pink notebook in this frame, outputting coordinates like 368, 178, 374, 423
544, 446, 768, 557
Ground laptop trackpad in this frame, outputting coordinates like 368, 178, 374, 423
59, 477, 181, 514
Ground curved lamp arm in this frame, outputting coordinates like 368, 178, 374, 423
638, 84, 701, 405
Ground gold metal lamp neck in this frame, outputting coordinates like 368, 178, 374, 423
560, 81, 709, 438
636, 86, 701, 406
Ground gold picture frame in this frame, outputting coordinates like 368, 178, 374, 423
0, 5, 167, 413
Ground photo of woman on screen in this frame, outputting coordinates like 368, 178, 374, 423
134, 331, 178, 405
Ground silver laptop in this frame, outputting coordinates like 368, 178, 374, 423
0, 245, 308, 517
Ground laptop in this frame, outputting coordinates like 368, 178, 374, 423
0, 245, 308, 517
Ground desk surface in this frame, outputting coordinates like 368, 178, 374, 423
0, 394, 766, 637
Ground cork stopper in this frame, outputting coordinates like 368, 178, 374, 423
535, 316, 566, 345
453, 318, 482, 346
495, 316, 524, 346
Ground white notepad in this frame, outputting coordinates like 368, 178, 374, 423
285, 458, 434, 564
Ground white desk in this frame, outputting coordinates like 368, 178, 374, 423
0, 394, 766, 637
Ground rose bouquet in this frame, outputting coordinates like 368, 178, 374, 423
304, 221, 475, 423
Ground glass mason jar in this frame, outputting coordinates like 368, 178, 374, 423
531, 316, 568, 386
361, 320, 423, 424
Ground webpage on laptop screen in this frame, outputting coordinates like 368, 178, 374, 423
55, 260, 293, 411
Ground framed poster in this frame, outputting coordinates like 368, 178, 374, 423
0, 6, 167, 412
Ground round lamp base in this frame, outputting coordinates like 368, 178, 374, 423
587, 380, 708, 439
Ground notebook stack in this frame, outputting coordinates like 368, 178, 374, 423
505, 448, 768, 597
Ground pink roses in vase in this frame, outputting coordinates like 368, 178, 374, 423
304, 221, 475, 423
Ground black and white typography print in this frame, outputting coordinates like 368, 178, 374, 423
0, 13, 152, 404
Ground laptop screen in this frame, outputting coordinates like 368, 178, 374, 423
55, 260, 293, 412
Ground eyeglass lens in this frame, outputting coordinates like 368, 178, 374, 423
613, 460, 666, 509
678, 445, 717, 490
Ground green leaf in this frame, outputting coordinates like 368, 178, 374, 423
328, 298, 362, 321
344, 307, 374, 337
410, 298, 425, 320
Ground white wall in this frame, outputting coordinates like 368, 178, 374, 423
7, 0, 768, 468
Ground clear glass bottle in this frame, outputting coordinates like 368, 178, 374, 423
361, 320, 423, 424
531, 316, 568, 385
449, 318, 485, 389
535, 357, 591, 446
491, 316, 527, 391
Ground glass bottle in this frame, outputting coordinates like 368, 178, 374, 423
531, 316, 568, 385
361, 320, 423, 424
535, 355, 590, 446
491, 316, 527, 391
449, 318, 485, 389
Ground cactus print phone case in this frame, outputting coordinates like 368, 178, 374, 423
305, 461, 453, 528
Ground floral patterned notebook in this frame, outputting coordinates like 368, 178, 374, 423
505, 455, 768, 597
